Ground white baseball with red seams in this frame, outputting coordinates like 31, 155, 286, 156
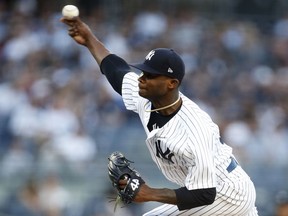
62, 5, 79, 19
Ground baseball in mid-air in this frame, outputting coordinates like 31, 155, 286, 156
62, 5, 79, 19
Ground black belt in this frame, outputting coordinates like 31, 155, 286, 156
226, 157, 239, 173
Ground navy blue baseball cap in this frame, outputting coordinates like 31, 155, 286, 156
130, 48, 185, 82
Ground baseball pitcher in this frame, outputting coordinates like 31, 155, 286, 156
61, 15, 258, 216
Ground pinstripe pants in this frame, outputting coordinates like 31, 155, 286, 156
143, 166, 258, 216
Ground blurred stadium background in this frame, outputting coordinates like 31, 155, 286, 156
0, 0, 288, 215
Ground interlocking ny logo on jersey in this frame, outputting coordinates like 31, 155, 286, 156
145, 50, 155, 60
155, 140, 174, 164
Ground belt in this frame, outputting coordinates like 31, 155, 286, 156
226, 157, 239, 173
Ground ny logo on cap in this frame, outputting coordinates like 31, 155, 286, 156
145, 50, 155, 61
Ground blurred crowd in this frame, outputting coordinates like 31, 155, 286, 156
0, 0, 287, 215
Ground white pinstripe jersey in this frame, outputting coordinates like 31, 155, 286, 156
122, 72, 234, 190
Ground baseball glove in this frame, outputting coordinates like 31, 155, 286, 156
108, 151, 145, 206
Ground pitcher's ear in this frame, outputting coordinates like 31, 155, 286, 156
167, 78, 180, 89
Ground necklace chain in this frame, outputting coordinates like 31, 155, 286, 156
145, 97, 181, 112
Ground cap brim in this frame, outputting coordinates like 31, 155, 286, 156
129, 63, 163, 75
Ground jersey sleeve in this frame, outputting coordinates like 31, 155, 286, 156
185, 150, 216, 190
180, 103, 219, 190
100, 54, 131, 95
121, 72, 142, 113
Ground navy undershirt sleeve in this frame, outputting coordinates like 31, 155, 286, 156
100, 54, 131, 95
174, 187, 216, 210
